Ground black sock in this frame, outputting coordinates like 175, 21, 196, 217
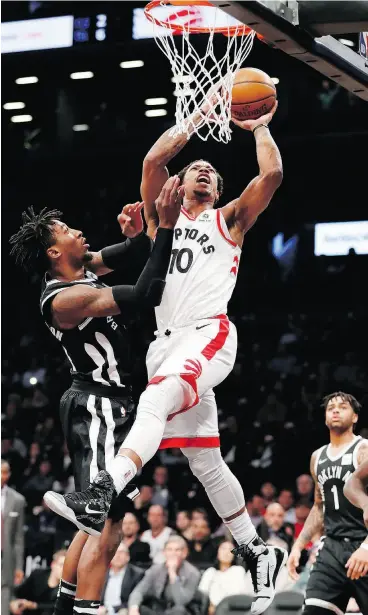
53, 579, 76, 615
73, 598, 100, 615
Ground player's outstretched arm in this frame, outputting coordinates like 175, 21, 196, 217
87, 203, 152, 276
52, 177, 182, 328
344, 445, 368, 580
287, 451, 324, 580
222, 101, 282, 242
141, 98, 215, 237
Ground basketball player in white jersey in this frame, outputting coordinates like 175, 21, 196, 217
46, 102, 285, 614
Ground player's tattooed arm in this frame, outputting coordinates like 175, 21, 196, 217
296, 452, 324, 547
288, 450, 324, 580
222, 102, 282, 242
344, 443, 368, 525
141, 100, 214, 237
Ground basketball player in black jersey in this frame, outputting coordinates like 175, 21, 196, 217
9, 176, 182, 615
344, 458, 368, 579
288, 391, 368, 614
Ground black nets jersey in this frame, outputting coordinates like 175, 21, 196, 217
315, 436, 367, 541
40, 271, 133, 392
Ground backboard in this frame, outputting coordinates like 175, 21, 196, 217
219, 1, 368, 101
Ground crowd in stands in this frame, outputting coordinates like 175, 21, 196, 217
2, 213, 367, 614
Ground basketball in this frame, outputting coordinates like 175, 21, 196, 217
231, 67, 277, 121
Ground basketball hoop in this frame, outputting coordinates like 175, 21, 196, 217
145, 0, 260, 143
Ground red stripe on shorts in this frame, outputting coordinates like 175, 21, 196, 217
159, 436, 220, 449
201, 315, 230, 361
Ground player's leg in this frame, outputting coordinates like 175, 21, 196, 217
52, 531, 88, 615
45, 320, 237, 532
304, 538, 350, 615
179, 392, 287, 615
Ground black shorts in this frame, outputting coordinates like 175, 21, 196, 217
60, 382, 135, 492
305, 536, 368, 614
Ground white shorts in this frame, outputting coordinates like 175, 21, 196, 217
146, 314, 237, 449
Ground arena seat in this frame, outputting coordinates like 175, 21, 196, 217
215, 594, 253, 615
268, 590, 304, 614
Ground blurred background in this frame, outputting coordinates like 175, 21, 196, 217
2, 2, 368, 614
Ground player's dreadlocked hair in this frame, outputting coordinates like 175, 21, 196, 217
9, 206, 63, 272
322, 391, 361, 415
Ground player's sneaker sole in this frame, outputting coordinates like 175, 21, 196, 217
44, 486, 140, 537
44, 491, 102, 536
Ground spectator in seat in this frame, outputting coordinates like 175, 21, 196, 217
199, 541, 251, 614
260, 482, 277, 505
296, 474, 314, 503
101, 543, 145, 614
175, 511, 193, 541
187, 517, 219, 569
151, 466, 173, 515
128, 535, 200, 615
1, 460, 26, 615
141, 505, 174, 564
246, 495, 265, 527
257, 503, 294, 553
122, 512, 151, 567
22, 459, 54, 509
278, 489, 296, 524
11, 549, 66, 615
294, 498, 314, 544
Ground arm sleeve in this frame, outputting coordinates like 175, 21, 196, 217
112, 227, 173, 310
170, 568, 201, 606
101, 232, 152, 270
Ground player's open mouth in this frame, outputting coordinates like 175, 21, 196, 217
197, 174, 210, 184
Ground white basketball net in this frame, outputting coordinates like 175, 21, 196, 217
147, 3, 256, 143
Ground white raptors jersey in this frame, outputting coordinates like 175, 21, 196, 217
155, 207, 242, 331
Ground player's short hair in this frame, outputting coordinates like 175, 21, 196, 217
177, 161, 224, 198
9, 206, 63, 272
322, 391, 361, 415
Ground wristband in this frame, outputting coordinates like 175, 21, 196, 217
252, 124, 269, 135
361, 543, 368, 551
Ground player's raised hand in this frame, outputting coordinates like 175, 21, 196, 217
117, 202, 144, 238
232, 99, 278, 132
155, 175, 184, 229
346, 545, 368, 580
287, 544, 301, 580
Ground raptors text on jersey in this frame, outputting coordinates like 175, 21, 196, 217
155, 207, 241, 331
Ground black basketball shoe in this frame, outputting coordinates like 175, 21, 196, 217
44, 470, 139, 536
232, 537, 288, 614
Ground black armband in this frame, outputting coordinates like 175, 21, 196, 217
112, 228, 174, 310
101, 232, 152, 270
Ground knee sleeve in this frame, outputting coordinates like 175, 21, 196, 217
182, 448, 245, 518
122, 375, 189, 465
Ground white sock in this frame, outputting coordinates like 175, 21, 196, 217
108, 375, 189, 494
108, 455, 137, 495
224, 512, 257, 546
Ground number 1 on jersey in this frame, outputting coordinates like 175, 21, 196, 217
331, 484, 340, 510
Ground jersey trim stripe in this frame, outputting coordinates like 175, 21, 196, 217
216, 209, 237, 248
305, 599, 344, 615
78, 317, 93, 330
181, 206, 196, 221
201, 315, 230, 361
86, 395, 101, 483
41, 287, 68, 310
159, 436, 220, 449
101, 397, 116, 471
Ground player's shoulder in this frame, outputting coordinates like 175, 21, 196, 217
355, 437, 368, 466
310, 445, 327, 475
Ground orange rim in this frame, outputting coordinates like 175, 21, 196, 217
144, 0, 257, 37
